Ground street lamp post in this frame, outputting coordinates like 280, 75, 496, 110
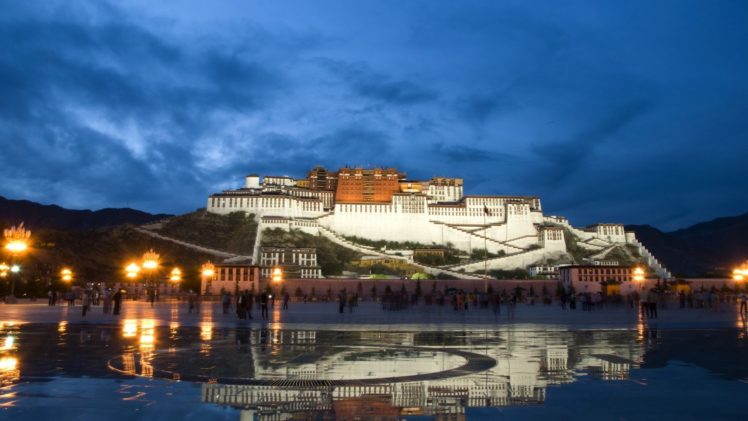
201, 262, 215, 296
60, 268, 73, 283
141, 250, 160, 306
733, 262, 747, 281
3, 223, 30, 302
733, 262, 748, 291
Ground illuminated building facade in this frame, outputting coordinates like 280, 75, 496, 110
207, 166, 672, 278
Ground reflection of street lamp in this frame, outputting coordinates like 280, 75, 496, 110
201, 262, 215, 295
3, 223, 30, 301
0, 263, 8, 278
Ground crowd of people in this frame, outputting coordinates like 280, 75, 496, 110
46, 287, 125, 316
40, 283, 748, 322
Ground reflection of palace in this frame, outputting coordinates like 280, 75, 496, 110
200, 329, 645, 419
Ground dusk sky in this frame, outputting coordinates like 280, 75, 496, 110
1, 1, 747, 230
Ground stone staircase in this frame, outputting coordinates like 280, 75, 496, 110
629, 238, 673, 279
445, 246, 546, 272
133, 226, 251, 260
442, 223, 527, 253
317, 226, 486, 280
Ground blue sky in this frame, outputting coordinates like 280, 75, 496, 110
1, 1, 747, 230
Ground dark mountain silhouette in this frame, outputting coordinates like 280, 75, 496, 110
627, 212, 748, 277
0, 196, 171, 230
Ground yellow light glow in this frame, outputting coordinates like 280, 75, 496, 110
733, 266, 748, 281
169, 267, 182, 282
123, 320, 137, 338
0, 357, 17, 372
141, 249, 160, 270
9, 265, 19, 274
58, 321, 67, 333
2, 336, 13, 350
201, 262, 215, 278
633, 266, 646, 282
200, 322, 213, 341
125, 263, 140, 273
3, 223, 30, 256
0, 263, 8, 272
4, 241, 27, 253
0, 272, 6, 278
126, 272, 138, 279
272, 266, 283, 283
142, 260, 158, 270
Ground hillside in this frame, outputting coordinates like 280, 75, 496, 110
0, 225, 214, 297
627, 211, 748, 277
261, 228, 361, 276
0, 195, 171, 230
153, 210, 258, 255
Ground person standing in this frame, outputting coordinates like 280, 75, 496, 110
82, 290, 91, 317
260, 292, 269, 320
188, 290, 196, 314
103, 289, 112, 314
245, 290, 254, 320
646, 289, 658, 319
338, 291, 346, 314
113, 289, 123, 315
222, 292, 231, 314
236, 292, 246, 320
283, 292, 290, 310
560, 290, 567, 310
739, 292, 747, 316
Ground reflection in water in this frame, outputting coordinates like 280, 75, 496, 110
0, 321, 20, 387
122, 320, 137, 338
200, 322, 213, 342
2, 320, 747, 419
107, 327, 647, 418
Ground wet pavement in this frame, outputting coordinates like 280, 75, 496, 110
0, 301, 746, 419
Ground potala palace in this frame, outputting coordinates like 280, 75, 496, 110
206, 166, 671, 279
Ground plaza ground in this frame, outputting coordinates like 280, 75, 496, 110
1, 298, 745, 331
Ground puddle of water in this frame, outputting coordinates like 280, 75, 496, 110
0, 322, 746, 419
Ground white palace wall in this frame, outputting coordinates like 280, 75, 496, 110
206, 178, 642, 266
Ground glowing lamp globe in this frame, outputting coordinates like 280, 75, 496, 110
201, 262, 215, 278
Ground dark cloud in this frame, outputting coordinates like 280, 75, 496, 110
1, 1, 747, 231
532, 98, 654, 185
0, 2, 286, 211
433, 142, 517, 164
316, 58, 437, 105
